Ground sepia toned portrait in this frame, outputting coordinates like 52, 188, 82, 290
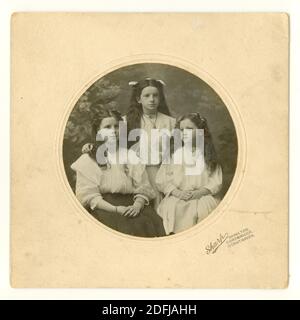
62, 63, 238, 237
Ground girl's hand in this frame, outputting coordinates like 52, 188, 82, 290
171, 189, 192, 201
189, 187, 211, 200
116, 206, 128, 215
180, 190, 193, 201
123, 205, 140, 217
82, 143, 93, 154
123, 197, 145, 217
133, 198, 145, 211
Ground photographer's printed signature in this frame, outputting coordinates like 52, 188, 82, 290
205, 228, 255, 255
205, 233, 228, 254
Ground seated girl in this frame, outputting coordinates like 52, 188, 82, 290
156, 112, 222, 235
71, 107, 165, 237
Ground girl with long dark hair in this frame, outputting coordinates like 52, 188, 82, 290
156, 112, 223, 235
125, 78, 176, 208
71, 107, 165, 237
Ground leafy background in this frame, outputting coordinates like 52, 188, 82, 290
63, 63, 238, 198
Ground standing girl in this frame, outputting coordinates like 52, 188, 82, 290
71, 107, 166, 237
156, 112, 223, 235
125, 78, 176, 208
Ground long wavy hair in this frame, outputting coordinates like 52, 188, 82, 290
125, 78, 171, 134
89, 103, 123, 169
175, 112, 219, 173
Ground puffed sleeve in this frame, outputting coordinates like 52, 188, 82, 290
156, 164, 177, 197
71, 154, 102, 210
204, 164, 223, 195
126, 150, 156, 204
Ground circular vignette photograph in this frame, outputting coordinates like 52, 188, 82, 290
62, 63, 238, 238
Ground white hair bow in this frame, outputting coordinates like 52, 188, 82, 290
129, 79, 166, 86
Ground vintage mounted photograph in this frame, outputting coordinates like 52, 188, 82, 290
63, 63, 238, 237
10, 12, 289, 289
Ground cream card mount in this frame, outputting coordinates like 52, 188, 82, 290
11, 13, 289, 288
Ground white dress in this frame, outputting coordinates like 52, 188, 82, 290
156, 148, 223, 234
124, 112, 176, 209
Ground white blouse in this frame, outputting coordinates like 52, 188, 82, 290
71, 149, 156, 210
140, 112, 176, 132
123, 112, 176, 165
123, 112, 175, 131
